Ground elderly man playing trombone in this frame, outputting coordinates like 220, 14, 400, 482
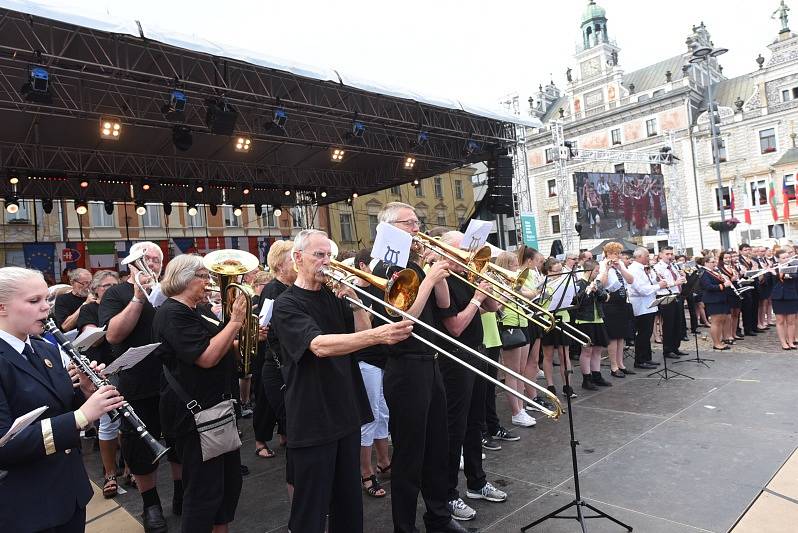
272, 229, 413, 533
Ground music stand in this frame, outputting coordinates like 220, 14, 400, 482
521, 368, 634, 533
646, 295, 694, 383
674, 272, 713, 368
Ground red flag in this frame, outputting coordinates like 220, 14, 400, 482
730, 190, 736, 216
785, 190, 791, 220
770, 181, 779, 221
744, 208, 752, 225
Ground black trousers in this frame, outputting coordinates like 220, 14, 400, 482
439, 350, 487, 501
383, 356, 450, 532
741, 290, 759, 334
289, 430, 362, 533
483, 347, 501, 436
686, 293, 699, 333
253, 360, 286, 443
121, 395, 162, 475
37, 505, 85, 533
659, 299, 683, 354
634, 313, 656, 364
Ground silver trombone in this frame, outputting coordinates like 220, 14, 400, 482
121, 249, 157, 296
323, 265, 563, 419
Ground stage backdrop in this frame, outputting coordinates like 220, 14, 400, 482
573, 172, 669, 240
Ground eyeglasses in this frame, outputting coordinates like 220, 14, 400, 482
304, 251, 333, 259
194, 272, 211, 280
73, 280, 90, 286
394, 219, 421, 228
99, 283, 116, 289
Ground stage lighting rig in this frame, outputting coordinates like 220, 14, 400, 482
5, 197, 19, 214
42, 198, 53, 214
21, 66, 52, 104
463, 139, 480, 157
233, 205, 243, 217
235, 137, 252, 152
104, 200, 114, 215
273, 207, 282, 217
404, 156, 416, 170
75, 201, 88, 215
352, 121, 366, 138
205, 98, 238, 135
163, 202, 173, 216
187, 204, 199, 217
173, 125, 193, 151
100, 118, 122, 140
135, 202, 147, 216
163, 90, 187, 120
331, 148, 345, 162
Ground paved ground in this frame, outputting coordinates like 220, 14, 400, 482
84, 327, 798, 532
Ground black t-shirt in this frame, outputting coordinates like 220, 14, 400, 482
153, 298, 236, 435
260, 279, 290, 365
98, 282, 159, 399
436, 274, 484, 354
53, 292, 84, 330
352, 284, 388, 369
75, 301, 114, 366
371, 261, 436, 357
272, 284, 372, 448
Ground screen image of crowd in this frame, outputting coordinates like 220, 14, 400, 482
574, 172, 669, 240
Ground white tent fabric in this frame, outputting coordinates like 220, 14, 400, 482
0, 0, 543, 129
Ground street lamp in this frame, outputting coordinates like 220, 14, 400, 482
690, 45, 729, 249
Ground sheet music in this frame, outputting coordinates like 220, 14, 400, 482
0, 406, 48, 446
72, 326, 106, 352
103, 343, 161, 375
63, 329, 79, 342
258, 298, 274, 327
546, 275, 576, 312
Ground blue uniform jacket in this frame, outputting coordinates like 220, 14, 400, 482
771, 274, 798, 301
699, 271, 728, 304
0, 336, 92, 532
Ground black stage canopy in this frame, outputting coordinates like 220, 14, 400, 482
0, 3, 538, 209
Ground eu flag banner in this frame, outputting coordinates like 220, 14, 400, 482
24, 243, 56, 279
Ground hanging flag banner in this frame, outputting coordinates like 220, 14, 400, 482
520, 213, 539, 249
24, 243, 56, 280
87, 241, 117, 269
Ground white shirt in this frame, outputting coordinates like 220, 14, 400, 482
653, 260, 681, 296
627, 261, 660, 316
604, 267, 624, 293
0, 329, 33, 359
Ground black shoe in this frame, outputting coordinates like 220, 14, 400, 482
663, 352, 682, 359
674, 350, 690, 356
745, 331, 758, 336
620, 368, 636, 375
427, 518, 471, 533
142, 505, 167, 533
634, 362, 658, 369
492, 426, 520, 442
563, 385, 578, 398
681, 336, 690, 341
610, 369, 626, 378
240, 464, 250, 476
755, 328, 767, 333
591, 371, 613, 386
582, 374, 598, 390
481, 436, 501, 451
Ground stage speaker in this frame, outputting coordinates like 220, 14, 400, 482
205, 99, 238, 135
486, 154, 514, 215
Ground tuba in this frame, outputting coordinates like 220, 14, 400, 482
203, 249, 261, 375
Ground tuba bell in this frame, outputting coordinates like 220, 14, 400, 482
203, 249, 261, 375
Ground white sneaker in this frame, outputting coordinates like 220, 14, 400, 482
537, 369, 545, 380
466, 481, 508, 502
448, 498, 477, 520
511, 411, 537, 427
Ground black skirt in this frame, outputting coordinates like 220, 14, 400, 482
705, 302, 730, 317
541, 325, 572, 347
602, 303, 632, 340
575, 322, 609, 347
773, 298, 798, 315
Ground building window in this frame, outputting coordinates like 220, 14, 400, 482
769, 223, 786, 239
715, 186, 732, 211
368, 214, 378, 241
187, 205, 207, 228
646, 118, 658, 137
611, 128, 621, 145
650, 163, 662, 175
390, 185, 401, 196
750, 180, 768, 206
434, 177, 443, 198
741, 229, 762, 242
712, 138, 727, 163
547, 179, 557, 197
785, 174, 796, 201
223, 206, 240, 228
545, 147, 556, 164
89, 201, 115, 227
418, 217, 427, 231
261, 205, 275, 227
414, 181, 424, 197
437, 214, 446, 227
551, 214, 561, 234
340, 213, 354, 242
760, 128, 777, 154
455, 179, 464, 199
614, 163, 625, 174
141, 203, 161, 227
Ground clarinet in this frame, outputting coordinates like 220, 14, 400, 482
43, 319, 169, 464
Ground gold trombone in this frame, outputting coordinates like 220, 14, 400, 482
203, 249, 261, 375
412, 232, 556, 332
323, 259, 563, 419
329, 259, 420, 316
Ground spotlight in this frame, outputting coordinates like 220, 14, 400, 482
352, 192, 359, 199
273, 108, 288, 128
413, 179, 420, 186
463, 139, 480, 157
104, 200, 114, 215
233, 205, 243, 217
75, 201, 88, 215
80, 179, 89, 188
273, 207, 282, 217
135, 202, 147, 216
205, 98, 238, 135
284, 189, 292, 196
404, 156, 416, 170
320, 189, 328, 198
187, 204, 198, 217
352, 121, 366, 138
173, 125, 193, 151
163, 202, 173, 216
5, 197, 19, 214
21, 66, 52, 103
235, 137, 252, 152
42, 198, 53, 214
196, 183, 204, 193
331, 148, 345, 162
142, 179, 151, 191
417, 131, 430, 145
9, 176, 19, 185
100, 117, 122, 140
209, 203, 218, 216
254, 204, 263, 217
163, 90, 187, 119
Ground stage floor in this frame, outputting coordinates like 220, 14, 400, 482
84, 329, 798, 532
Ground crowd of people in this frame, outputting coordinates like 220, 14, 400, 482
1, 203, 793, 533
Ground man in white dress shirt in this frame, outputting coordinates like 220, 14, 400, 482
653, 246, 688, 359
628, 247, 669, 369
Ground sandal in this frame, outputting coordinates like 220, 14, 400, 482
255, 445, 275, 458
361, 474, 386, 498
121, 473, 136, 488
103, 475, 118, 499
376, 462, 392, 477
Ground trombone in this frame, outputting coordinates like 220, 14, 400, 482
329, 259, 420, 316
203, 250, 260, 375
412, 232, 556, 333
121, 249, 157, 296
323, 261, 563, 419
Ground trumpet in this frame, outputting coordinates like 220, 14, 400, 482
121, 249, 158, 297
203, 250, 260, 375
412, 232, 556, 332
323, 261, 563, 419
